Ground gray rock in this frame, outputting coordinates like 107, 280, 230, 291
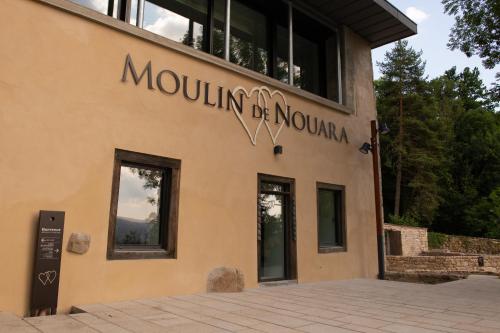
67, 233, 91, 254
207, 267, 244, 292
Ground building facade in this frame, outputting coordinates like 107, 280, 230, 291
0, 0, 416, 315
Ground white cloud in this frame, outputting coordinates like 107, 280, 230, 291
71, 0, 108, 14
117, 167, 160, 220
405, 6, 429, 24
90, 0, 107, 13
144, 9, 189, 43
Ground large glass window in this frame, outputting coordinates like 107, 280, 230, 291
275, 25, 290, 83
70, 0, 109, 14
317, 183, 346, 252
293, 33, 321, 95
72, 0, 343, 103
140, 0, 208, 50
229, 0, 269, 75
212, 0, 227, 58
293, 9, 340, 98
108, 149, 180, 259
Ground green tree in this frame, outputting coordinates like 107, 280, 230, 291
378, 42, 500, 238
429, 66, 500, 239
442, 0, 499, 69
442, 0, 500, 101
447, 67, 495, 110
376, 41, 446, 226
434, 108, 500, 237
464, 187, 500, 239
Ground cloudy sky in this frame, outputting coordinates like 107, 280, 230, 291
71, 0, 107, 14
117, 167, 160, 221
372, 1, 498, 89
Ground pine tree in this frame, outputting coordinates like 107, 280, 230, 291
376, 41, 446, 226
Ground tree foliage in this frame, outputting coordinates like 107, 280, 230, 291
435, 108, 500, 238
442, 0, 500, 69
442, 0, 500, 101
377, 42, 500, 239
376, 41, 446, 227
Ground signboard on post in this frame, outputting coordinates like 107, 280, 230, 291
30, 211, 65, 316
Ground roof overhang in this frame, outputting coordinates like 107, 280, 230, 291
297, 0, 417, 48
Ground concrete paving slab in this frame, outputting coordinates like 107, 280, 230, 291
2, 275, 499, 332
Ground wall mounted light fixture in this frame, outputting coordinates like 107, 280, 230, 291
379, 123, 390, 135
359, 142, 372, 154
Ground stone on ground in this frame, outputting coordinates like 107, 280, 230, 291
207, 267, 244, 292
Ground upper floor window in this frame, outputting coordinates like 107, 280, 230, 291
68, 0, 344, 104
139, 0, 209, 51
229, 0, 269, 75
70, 0, 109, 14
293, 9, 340, 100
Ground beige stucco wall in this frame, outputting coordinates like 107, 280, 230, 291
0, 0, 378, 316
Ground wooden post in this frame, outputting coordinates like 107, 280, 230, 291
371, 120, 385, 279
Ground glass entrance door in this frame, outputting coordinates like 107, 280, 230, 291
258, 178, 295, 282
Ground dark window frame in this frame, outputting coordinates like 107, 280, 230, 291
316, 182, 347, 253
107, 149, 181, 260
257, 174, 297, 282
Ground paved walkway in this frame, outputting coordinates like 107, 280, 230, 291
1, 275, 500, 333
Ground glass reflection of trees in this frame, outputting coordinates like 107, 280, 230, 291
259, 193, 284, 261
116, 166, 162, 246
72, 0, 340, 101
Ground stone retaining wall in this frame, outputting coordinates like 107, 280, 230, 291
429, 234, 500, 255
384, 224, 428, 256
386, 255, 500, 274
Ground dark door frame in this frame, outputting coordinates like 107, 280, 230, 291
257, 174, 297, 282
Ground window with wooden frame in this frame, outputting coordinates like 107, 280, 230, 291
107, 149, 180, 260
317, 183, 346, 253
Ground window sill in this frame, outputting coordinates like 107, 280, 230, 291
318, 246, 346, 254
107, 249, 175, 260
37, 0, 353, 116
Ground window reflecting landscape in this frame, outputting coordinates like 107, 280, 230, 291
318, 188, 343, 247
72, 0, 342, 102
142, 0, 207, 50
261, 182, 285, 193
70, 0, 108, 14
276, 25, 290, 83
230, 0, 269, 75
259, 192, 285, 280
212, 0, 226, 58
293, 33, 320, 94
115, 165, 163, 246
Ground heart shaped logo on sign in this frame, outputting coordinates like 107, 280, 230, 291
230, 86, 266, 146
259, 86, 288, 145
38, 270, 57, 286
230, 86, 289, 145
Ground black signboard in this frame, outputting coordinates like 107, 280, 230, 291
30, 211, 65, 316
